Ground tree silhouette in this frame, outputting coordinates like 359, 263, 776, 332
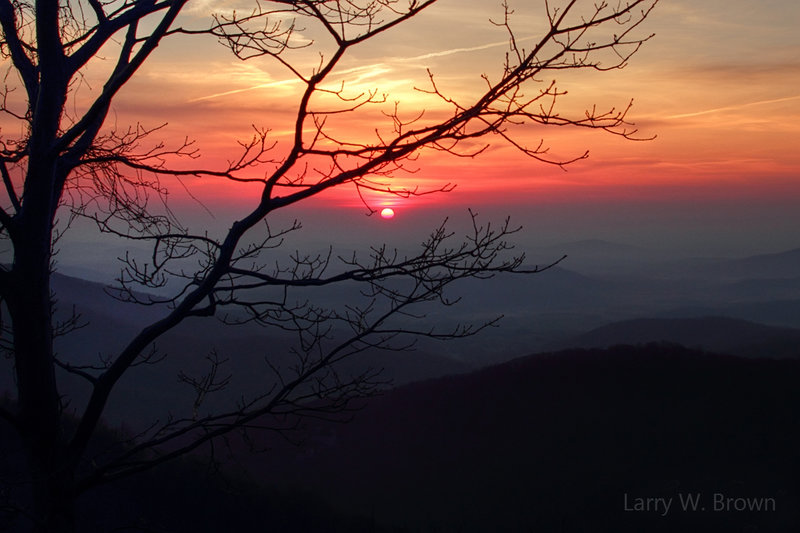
0, 1, 658, 531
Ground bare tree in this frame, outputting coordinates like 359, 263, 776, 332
0, 0, 658, 531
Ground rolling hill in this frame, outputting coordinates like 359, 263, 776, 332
232, 344, 800, 532
554, 316, 800, 359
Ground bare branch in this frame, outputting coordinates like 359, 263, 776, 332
0, 1, 659, 528
57, 1, 188, 157
177, 349, 232, 420
0, 0, 37, 100
0, 159, 20, 213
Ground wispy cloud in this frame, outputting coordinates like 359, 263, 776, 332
188, 36, 525, 103
390, 37, 519, 63
188, 78, 302, 103
666, 94, 800, 119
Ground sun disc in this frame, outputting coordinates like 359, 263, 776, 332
380, 207, 395, 219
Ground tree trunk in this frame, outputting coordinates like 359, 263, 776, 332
9, 244, 77, 533
28, 457, 76, 533
8, 268, 77, 532
8, 158, 76, 531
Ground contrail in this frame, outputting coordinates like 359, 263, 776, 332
392, 36, 527, 62
189, 36, 529, 103
667, 94, 800, 119
188, 78, 301, 103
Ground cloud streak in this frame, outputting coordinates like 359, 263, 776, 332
390, 37, 519, 63
188, 78, 302, 103
666, 94, 800, 119
188, 36, 526, 103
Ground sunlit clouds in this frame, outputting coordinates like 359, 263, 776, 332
70, 0, 800, 215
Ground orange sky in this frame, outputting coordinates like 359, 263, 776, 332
4, 0, 798, 257
100, 0, 798, 220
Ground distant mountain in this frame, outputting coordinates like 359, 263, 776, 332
664, 247, 800, 281
719, 275, 800, 301
555, 316, 800, 359
526, 239, 645, 263
543, 238, 644, 254
4, 272, 473, 429
527, 238, 656, 276
723, 247, 800, 279
448, 266, 618, 316
660, 299, 800, 329
6, 269, 800, 531
235, 344, 800, 532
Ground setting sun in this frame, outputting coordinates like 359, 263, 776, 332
4, 2, 800, 531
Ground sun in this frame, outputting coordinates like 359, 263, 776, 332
380, 207, 395, 219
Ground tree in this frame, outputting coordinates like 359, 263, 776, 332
0, 0, 658, 531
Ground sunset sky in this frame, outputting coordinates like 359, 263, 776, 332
46, 0, 800, 269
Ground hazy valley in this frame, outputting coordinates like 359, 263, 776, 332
3, 240, 800, 531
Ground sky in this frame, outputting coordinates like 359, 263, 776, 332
28, 0, 800, 276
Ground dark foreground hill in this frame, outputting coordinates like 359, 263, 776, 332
243, 344, 800, 532
555, 316, 800, 359
3, 345, 798, 532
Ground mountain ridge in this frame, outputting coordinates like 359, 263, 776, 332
233, 344, 800, 532
553, 315, 800, 359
